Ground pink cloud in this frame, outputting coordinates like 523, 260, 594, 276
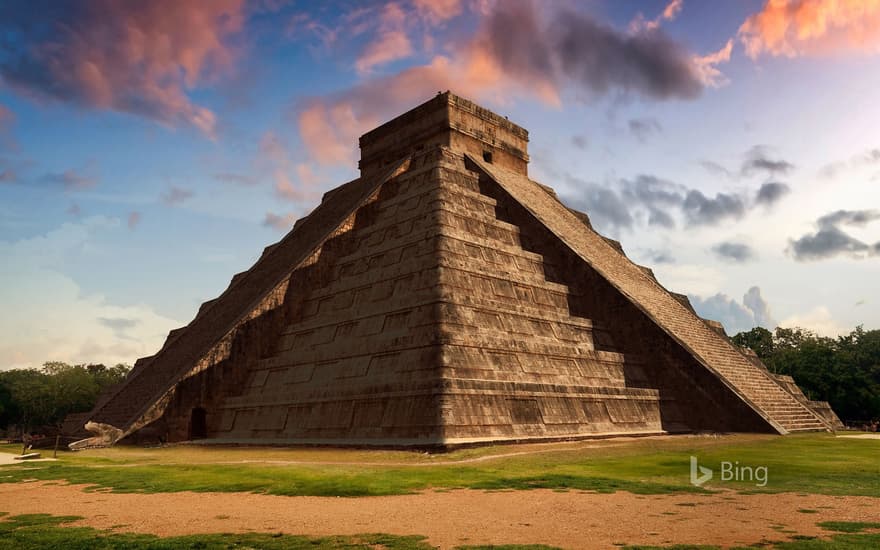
297, 1, 708, 166
412, 0, 463, 24
258, 131, 321, 202
739, 0, 880, 58
0, 1, 245, 137
630, 0, 684, 32
355, 4, 414, 74
693, 39, 734, 87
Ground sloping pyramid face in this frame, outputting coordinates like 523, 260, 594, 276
79, 93, 834, 449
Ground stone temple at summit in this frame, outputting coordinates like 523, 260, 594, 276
73, 92, 842, 449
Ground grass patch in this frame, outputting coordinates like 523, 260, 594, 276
0, 513, 434, 549
817, 521, 880, 533
796, 509, 818, 514
2, 433, 878, 498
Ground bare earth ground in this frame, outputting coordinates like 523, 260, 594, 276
3, 482, 880, 549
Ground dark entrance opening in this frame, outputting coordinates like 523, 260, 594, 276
482, 150, 493, 163
189, 407, 207, 440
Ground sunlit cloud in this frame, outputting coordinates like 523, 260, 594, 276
0, 1, 246, 138
412, 0, 463, 24
739, 0, 880, 58
298, 0, 715, 166
355, 3, 413, 74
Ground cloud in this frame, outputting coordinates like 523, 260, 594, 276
619, 174, 684, 229
635, 0, 684, 32
486, 1, 704, 101
561, 172, 778, 233
638, 248, 675, 264
258, 131, 320, 201
689, 285, 776, 334
739, 0, 880, 58
743, 286, 775, 328
788, 209, 880, 261
692, 39, 734, 88
654, 263, 726, 296
741, 145, 795, 177
755, 181, 790, 206
779, 306, 848, 337
66, 202, 81, 216
97, 317, 139, 340
712, 241, 756, 263
818, 209, 880, 227
0, 217, 180, 368
42, 169, 97, 191
263, 211, 297, 231
562, 175, 634, 233
355, 3, 413, 74
628, 117, 662, 142
819, 147, 880, 178
127, 211, 141, 230
699, 160, 735, 179
703, 146, 796, 180
296, 0, 719, 165
161, 186, 194, 206
0, 1, 245, 138
682, 189, 746, 226
412, 0, 463, 24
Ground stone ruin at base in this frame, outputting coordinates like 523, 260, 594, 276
73, 92, 842, 449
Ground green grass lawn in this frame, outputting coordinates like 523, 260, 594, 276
1, 433, 878, 497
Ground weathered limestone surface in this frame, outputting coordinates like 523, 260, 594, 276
77, 92, 834, 449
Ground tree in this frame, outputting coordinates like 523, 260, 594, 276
733, 326, 880, 423
0, 361, 131, 434
731, 327, 775, 360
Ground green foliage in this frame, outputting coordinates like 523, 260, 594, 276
732, 326, 775, 358
732, 326, 880, 422
0, 362, 130, 433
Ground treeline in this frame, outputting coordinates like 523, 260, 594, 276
732, 326, 880, 424
0, 362, 130, 435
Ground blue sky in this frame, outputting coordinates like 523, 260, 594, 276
1, 0, 879, 368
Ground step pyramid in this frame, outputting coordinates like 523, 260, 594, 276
75, 92, 836, 449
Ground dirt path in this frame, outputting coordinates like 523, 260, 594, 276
2, 483, 879, 548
